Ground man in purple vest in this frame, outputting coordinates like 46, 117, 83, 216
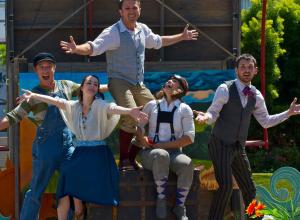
195, 53, 300, 220
60, 0, 198, 170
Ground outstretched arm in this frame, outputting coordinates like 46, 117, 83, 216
161, 24, 198, 47
107, 105, 148, 124
194, 84, 229, 125
287, 98, 300, 116
60, 36, 93, 55
19, 89, 66, 110
194, 110, 209, 124
254, 96, 300, 128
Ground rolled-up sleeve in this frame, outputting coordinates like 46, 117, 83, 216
6, 101, 32, 125
141, 24, 162, 49
181, 104, 195, 143
89, 26, 120, 56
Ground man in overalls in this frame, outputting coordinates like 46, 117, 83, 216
59, 0, 198, 170
0, 52, 106, 220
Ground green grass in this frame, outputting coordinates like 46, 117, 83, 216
252, 173, 272, 189
192, 158, 212, 169
193, 159, 293, 192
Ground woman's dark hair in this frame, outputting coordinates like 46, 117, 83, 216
78, 75, 104, 102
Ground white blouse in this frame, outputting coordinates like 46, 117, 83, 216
59, 98, 120, 141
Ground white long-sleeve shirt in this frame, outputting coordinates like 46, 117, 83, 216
206, 79, 289, 128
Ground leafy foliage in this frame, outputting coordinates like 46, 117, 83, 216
241, 0, 286, 105
242, 0, 300, 156
0, 44, 5, 65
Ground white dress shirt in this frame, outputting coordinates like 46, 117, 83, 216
140, 98, 195, 143
206, 79, 289, 128
89, 19, 162, 56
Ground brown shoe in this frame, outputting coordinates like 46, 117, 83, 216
118, 159, 134, 171
130, 160, 143, 170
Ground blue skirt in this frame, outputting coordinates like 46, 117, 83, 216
56, 144, 119, 206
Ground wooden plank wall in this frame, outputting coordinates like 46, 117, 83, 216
10, 0, 240, 67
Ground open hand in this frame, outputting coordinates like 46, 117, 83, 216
17, 89, 33, 104
60, 36, 77, 54
288, 97, 300, 116
129, 106, 148, 124
194, 110, 208, 124
181, 24, 198, 41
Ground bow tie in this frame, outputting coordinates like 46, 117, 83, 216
242, 86, 254, 97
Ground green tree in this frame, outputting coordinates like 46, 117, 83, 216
242, 0, 300, 171
0, 44, 5, 65
272, 0, 300, 145
242, 0, 286, 146
241, 0, 286, 106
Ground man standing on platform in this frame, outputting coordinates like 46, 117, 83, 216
60, 0, 198, 170
195, 53, 300, 220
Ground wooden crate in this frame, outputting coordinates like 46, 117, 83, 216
87, 169, 244, 220
87, 169, 200, 220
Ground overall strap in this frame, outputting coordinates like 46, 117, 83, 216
153, 101, 178, 143
153, 101, 161, 143
169, 105, 177, 141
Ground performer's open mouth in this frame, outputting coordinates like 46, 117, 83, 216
164, 82, 173, 89
42, 76, 50, 80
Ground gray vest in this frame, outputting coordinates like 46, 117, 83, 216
212, 80, 256, 146
106, 22, 145, 85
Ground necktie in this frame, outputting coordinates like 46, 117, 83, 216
242, 86, 254, 97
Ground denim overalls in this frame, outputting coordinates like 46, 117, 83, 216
20, 81, 74, 220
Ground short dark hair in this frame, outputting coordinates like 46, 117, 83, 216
118, 0, 141, 9
235, 53, 257, 68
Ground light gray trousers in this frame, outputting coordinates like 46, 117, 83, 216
140, 148, 194, 189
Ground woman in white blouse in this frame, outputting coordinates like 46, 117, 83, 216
21, 75, 148, 220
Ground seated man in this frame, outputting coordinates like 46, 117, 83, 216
136, 75, 195, 220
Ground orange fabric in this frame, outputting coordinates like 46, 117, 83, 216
0, 159, 15, 219
20, 119, 36, 189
